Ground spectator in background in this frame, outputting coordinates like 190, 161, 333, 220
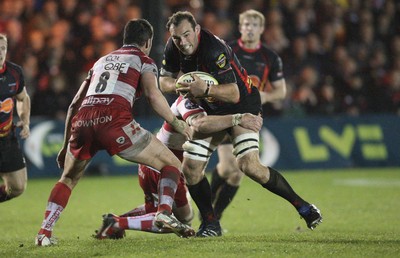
209, 9, 288, 221
289, 65, 319, 117
283, 36, 310, 79
0, 0, 399, 118
314, 77, 341, 116
264, 8, 289, 53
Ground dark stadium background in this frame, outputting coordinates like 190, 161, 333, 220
1, 0, 399, 176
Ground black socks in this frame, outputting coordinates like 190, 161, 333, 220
187, 177, 217, 222
262, 167, 309, 210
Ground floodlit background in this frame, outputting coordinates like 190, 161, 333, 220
2, 0, 399, 118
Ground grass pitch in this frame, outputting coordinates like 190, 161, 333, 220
1, 167, 399, 257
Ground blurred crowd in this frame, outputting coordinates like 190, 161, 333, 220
1, 0, 399, 120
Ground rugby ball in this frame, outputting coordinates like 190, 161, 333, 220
176, 71, 219, 89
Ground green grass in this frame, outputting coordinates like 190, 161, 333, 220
1, 167, 399, 257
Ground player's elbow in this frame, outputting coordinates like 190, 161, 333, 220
232, 91, 240, 103
159, 77, 175, 93
226, 88, 240, 103
146, 94, 159, 107
279, 86, 287, 99
276, 80, 287, 100
159, 83, 168, 93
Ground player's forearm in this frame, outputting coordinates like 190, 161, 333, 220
261, 91, 284, 104
207, 83, 240, 103
190, 115, 233, 133
63, 80, 89, 147
147, 90, 176, 124
261, 80, 287, 104
16, 94, 31, 127
63, 102, 79, 147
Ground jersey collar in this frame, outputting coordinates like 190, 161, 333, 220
238, 39, 261, 53
0, 62, 6, 74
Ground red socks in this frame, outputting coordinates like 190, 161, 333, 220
157, 166, 180, 214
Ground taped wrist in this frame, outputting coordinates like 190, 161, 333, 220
170, 117, 185, 133
232, 114, 243, 126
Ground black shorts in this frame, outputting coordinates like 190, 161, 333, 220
219, 86, 262, 145
202, 86, 262, 116
0, 134, 26, 172
239, 86, 262, 115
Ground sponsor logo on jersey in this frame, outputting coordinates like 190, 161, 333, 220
0, 98, 13, 113
184, 99, 199, 109
82, 96, 114, 106
8, 82, 17, 92
116, 136, 125, 144
216, 53, 227, 68
74, 116, 113, 127
104, 62, 129, 73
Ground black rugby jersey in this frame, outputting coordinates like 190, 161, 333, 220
228, 39, 284, 93
161, 29, 260, 115
0, 61, 25, 136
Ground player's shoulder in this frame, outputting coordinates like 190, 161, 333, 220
5, 61, 23, 73
104, 46, 156, 67
200, 29, 229, 53
199, 29, 232, 70
227, 39, 239, 48
126, 47, 156, 65
260, 44, 280, 58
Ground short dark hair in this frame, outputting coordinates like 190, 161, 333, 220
166, 11, 197, 31
123, 19, 153, 46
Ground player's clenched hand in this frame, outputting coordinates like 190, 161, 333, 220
57, 147, 67, 169
176, 74, 207, 98
16, 121, 30, 139
239, 113, 263, 132
170, 117, 193, 140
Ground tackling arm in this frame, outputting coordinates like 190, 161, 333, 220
189, 113, 263, 134
141, 72, 192, 140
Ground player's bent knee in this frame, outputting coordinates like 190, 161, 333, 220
173, 203, 194, 226
182, 165, 203, 184
7, 184, 26, 198
237, 153, 267, 183
227, 170, 244, 185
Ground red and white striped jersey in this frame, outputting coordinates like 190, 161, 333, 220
83, 45, 158, 109
157, 96, 206, 151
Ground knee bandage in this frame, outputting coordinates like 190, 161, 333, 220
182, 140, 217, 161
232, 133, 259, 158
